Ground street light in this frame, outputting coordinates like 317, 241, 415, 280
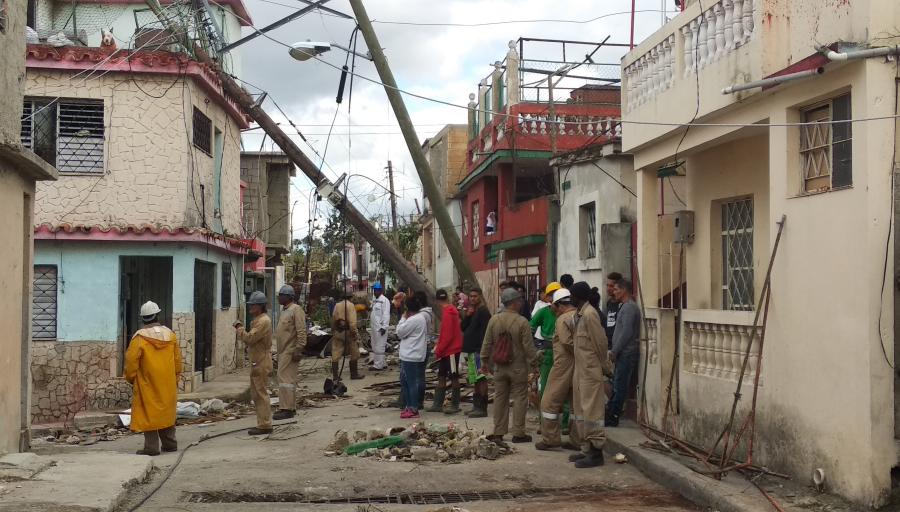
289, 40, 373, 62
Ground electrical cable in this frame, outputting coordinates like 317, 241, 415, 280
126, 420, 298, 511
877, 63, 899, 370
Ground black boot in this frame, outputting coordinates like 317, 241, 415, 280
574, 448, 605, 468
350, 360, 365, 380
466, 394, 488, 418
568, 452, 586, 462
273, 409, 296, 421
427, 387, 446, 412
443, 386, 461, 414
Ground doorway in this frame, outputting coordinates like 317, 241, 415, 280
120, 257, 174, 372
194, 260, 216, 379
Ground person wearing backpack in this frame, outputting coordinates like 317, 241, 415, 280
480, 287, 539, 443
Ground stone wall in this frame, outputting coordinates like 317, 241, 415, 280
173, 312, 198, 393
0, 0, 25, 146
30, 341, 131, 424
28, 70, 243, 235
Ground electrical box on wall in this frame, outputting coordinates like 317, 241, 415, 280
674, 210, 695, 243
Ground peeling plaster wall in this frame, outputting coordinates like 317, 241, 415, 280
31, 241, 241, 422
632, 58, 898, 507
26, 70, 242, 236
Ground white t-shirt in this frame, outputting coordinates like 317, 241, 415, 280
531, 300, 549, 340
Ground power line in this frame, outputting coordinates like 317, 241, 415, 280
216, 3, 900, 131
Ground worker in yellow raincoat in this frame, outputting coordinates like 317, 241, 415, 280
124, 301, 182, 456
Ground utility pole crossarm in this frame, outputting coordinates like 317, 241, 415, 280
144, 0, 432, 295
348, 0, 479, 290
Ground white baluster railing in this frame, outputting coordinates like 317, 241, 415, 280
682, 311, 761, 383
623, 0, 759, 112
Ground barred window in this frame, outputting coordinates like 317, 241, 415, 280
33, 265, 58, 340
721, 198, 754, 311
471, 201, 480, 250
193, 107, 212, 155
579, 201, 597, 259
800, 93, 852, 193
21, 98, 105, 174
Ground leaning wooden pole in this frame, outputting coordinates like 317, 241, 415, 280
145, 0, 432, 295
347, 0, 480, 290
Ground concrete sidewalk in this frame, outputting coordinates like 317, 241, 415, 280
179, 367, 251, 403
604, 423, 861, 512
0, 451, 153, 512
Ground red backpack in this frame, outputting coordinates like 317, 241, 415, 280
491, 331, 513, 365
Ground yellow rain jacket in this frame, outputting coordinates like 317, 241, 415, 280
124, 325, 182, 432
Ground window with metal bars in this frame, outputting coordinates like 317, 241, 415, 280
579, 201, 597, 259
471, 202, 480, 250
33, 265, 58, 340
193, 107, 212, 155
21, 98, 105, 174
800, 93, 852, 193
721, 198, 754, 311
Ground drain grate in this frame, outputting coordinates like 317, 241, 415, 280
183, 485, 611, 504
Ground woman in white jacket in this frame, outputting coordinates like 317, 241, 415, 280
397, 295, 428, 419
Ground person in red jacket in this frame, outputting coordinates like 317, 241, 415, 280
427, 289, 463, 414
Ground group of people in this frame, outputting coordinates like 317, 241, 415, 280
123, 284, 310, 454
389, 272, 641, 469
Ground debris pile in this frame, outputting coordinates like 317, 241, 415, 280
325, 424, 514, 462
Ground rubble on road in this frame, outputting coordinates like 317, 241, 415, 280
324, 423, 514, 462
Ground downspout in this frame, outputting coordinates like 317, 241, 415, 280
722, 67, 825, 95
818, 45, 900, 61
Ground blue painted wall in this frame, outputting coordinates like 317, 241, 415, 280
34, 241, 241, 342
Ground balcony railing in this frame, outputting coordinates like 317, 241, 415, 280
681, 309, 761, 383
623, 0, 760, 113
467, 102, 621, 170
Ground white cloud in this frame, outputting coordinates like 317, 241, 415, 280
234, 0, 679, 242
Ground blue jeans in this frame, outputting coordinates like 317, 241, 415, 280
608, 351, 639, 420
400, 361, 426, 411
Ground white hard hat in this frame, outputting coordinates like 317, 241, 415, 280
552, 288, 572, 304
140, 301, 161, 317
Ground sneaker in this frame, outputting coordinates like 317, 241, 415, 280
407, 409, 420, 419
135, 449, 160, 456
511, 435, 533, 444
247, 427, 273, 436
400, 408, 414, 419
486, 434, 504, 443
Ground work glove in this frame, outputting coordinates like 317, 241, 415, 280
379, 328, 386, 336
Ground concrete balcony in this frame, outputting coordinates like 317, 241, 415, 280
622, 0, 763, 151
466, 102, 621, 173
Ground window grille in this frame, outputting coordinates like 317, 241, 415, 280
221, 262, 232, 309
580, 202, 597, 259
800, 93, 852, 193
33, 265, 58, 340
21, 98, 105, 174
193, 107, 212, 155
471, 202, 480, 250
721, 198, 754, 311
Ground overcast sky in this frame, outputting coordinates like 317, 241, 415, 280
232, 0, 679, 244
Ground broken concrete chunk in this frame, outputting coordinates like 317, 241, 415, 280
475, 438, 500, 460
200, 398, 226, 413
411, 447, 438, 462
326, 430, 351, 453
353, 431, 368, 443
436, 449, 450, 462
366, 429, 385, 441
65, 435, 81, 445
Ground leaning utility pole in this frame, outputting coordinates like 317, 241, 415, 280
348, 0, 479, 289
386, 160, 400, 248
144, 0, 433, 295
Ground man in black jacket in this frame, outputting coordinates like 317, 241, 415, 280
461, 287, 492, 417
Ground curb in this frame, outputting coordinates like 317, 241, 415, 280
604, 426, 773, 512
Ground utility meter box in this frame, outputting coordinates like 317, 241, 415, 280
674, 210, 695, 244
